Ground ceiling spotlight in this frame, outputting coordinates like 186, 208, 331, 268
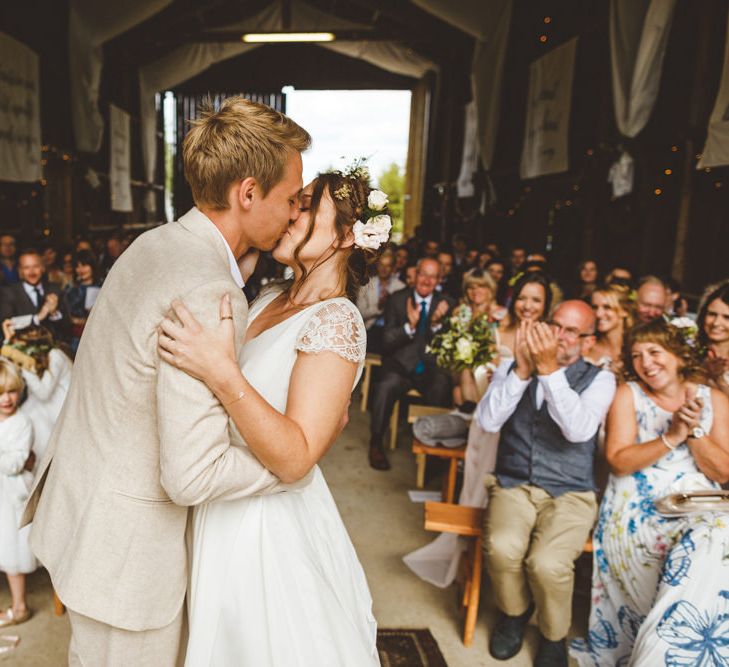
242, 32, 335, 43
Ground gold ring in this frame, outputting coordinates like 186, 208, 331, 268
220, 316, 233, 321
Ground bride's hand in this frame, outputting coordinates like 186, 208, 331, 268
158, 294, 238, 384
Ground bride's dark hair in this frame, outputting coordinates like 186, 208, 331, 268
290, 171, 386, 302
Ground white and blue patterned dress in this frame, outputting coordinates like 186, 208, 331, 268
571, 382, 729, 666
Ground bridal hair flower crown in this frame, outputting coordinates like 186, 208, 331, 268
327, 158, 392, 251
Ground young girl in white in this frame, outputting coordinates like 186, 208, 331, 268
0, 358, 36, 627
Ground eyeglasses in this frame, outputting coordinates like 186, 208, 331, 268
547, 320, 596, 339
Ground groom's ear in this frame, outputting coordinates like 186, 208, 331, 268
236, 177, 258, 212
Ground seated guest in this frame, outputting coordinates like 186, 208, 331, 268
509, 245, 527, 277
497, 272, 551, 354
422, 238, 439, 259
663, 276, 689, 317
635, 275, 667, 324
0, 249, 70, 343
99, 231, 124, 278
404, 264, 417, 289
356, 253, 405, 354
524, 254, 564, 307
477, 301, 616, 666
394, 245, 409, 282
698, 280, 729, 396
368, 258, 454, 470
478, 249, 493, 270
451, 269, 504, 411
464, 247, 480, 270
571, 319, 729, 666
41, 244, 71, 291
586, 284, 634, 374
436, 250, 460, 299
571, 260, 600, 301
605, 265, 634, 289
486, 258, 509, 306
451, 233, 469, 269
64, 250, 102, 355
0, 235, 19, 285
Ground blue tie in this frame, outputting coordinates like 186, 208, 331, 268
415, 299, 428, 374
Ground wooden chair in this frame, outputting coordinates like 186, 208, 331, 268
424, 502, 483, 647
359, 353, 382, 412
388, 388, 422, 450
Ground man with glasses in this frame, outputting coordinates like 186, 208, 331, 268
476, 300, 616, 667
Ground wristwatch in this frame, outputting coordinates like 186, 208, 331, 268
690, 426, 706, 440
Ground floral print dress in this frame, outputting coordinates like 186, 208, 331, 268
571, 382, 729, 666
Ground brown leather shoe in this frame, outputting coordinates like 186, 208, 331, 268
368, 446, 391, 471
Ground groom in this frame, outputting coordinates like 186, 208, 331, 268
21, 98, 311, 666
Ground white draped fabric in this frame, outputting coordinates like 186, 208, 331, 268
68, 0, 172, 152
457, 101, 478, 197
414, 0, 513, 172
0, 32, 41, 182
520, 38, 577, 180
698, 12, 729, 169
609, 0, 676, 139
109, 105, 133, 212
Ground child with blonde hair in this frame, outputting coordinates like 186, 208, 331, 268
0, 358, 36, 627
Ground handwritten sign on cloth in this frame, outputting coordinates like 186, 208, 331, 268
457, 101, 479, 198
698, 13, 729, 169
109, 104, 133, 212
0, 33, 41, 182
520, 38, 577, 180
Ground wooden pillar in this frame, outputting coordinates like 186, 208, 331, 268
404, 77, 430, 239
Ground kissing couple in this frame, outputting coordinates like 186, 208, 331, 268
21, 97, 389, 666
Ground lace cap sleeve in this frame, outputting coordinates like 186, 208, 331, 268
295, 299, 367, 364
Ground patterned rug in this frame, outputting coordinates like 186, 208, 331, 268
376, 629, 448, 667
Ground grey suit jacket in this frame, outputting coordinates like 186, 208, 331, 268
22, 208, 281, 631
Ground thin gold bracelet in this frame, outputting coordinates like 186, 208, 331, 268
223, 390, 246, 407
660, 433, 677, 451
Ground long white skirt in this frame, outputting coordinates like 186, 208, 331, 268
185, 467, 379, 667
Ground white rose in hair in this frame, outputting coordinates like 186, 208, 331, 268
367, 190, 389, 211
369, 214, 392, 235
353, 220, 387, 250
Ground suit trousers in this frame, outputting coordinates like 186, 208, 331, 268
483, 477, 597, 641
67, 605, 186, 667
369, 366, 451, 444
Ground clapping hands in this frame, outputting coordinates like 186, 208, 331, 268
514, 320, 560, 379
667, 384, 704, 444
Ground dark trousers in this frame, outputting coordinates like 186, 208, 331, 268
369, 366, 451, 446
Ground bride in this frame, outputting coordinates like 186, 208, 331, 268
158, 168, 389, 666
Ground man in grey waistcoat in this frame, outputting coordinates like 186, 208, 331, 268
476, 300, 616, 667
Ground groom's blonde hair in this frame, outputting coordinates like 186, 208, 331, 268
183, 96, 310, 210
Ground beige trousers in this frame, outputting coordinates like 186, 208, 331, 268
483, 478, 597, 641
67, 606, 186, 667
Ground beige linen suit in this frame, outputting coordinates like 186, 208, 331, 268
22, 208, 280, 664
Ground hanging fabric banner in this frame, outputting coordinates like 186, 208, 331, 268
109, 105, 133, 212
698, 12, 729, 169
457, 101, 478, 197
0, 32, 41, 183
520, 38, 577, 180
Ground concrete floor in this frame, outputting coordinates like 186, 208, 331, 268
0, 398, 589, 666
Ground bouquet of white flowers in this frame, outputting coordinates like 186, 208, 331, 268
426, 306, 497, 372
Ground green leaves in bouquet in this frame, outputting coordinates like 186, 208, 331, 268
426, 307, 497, 372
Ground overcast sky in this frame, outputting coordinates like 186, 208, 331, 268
284, 89, 411, 187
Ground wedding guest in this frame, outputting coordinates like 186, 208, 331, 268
572, 260, 600, 301
478, 249, 493, 270
524, 254, 564, 307
64, 251, 102, 355
422, 238, 439, 259
452, 233, 469, 269
99, 231, 124, 278
663, 276, 689, 317
497, 272, 551, 354
486, 242, 501, 258
636, 275, 667, 324
2, 324, 72, 460
356, 253, 405, 354
437, 250, 460, 299
0, 249, 70, 343
61, 250, 75, 288
368, 258, 454, 470
451, 269, 503, 411
0, 358, 36, 628
41, 244, 71, 291
394, 245, 409, 282
509, 246, 527, 276
465, 247, 479, 269
75, 239, 93, 254
486, 258, 508, 305
478, 301, 615, 666
698, 281, 729, 396
0, 235, 19, 285
586, 284, 634, 374
605, 266, 634, 289
571, 319, 729, 666
404, 265, 417, 289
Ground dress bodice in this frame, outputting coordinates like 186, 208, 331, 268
240, 283, 366, 414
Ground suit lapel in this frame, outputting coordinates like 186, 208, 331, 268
176, 207, 232, 271
17, 284, 38, 313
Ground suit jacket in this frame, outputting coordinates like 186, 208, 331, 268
382, 287, 454, 374
356, 275, 405, 330
0, 281, 70, 340
22, 208, 282, 631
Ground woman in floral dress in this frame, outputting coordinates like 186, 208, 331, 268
571, 318, 729, 666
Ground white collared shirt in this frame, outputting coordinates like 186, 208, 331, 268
199, 211, 245, 289
23, 281, 43, 307
404, 290, 438, 337
477, 357, 616, 443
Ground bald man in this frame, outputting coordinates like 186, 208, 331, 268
476, 301, 616, 667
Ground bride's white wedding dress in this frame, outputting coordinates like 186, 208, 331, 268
185, 284, 379, 667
